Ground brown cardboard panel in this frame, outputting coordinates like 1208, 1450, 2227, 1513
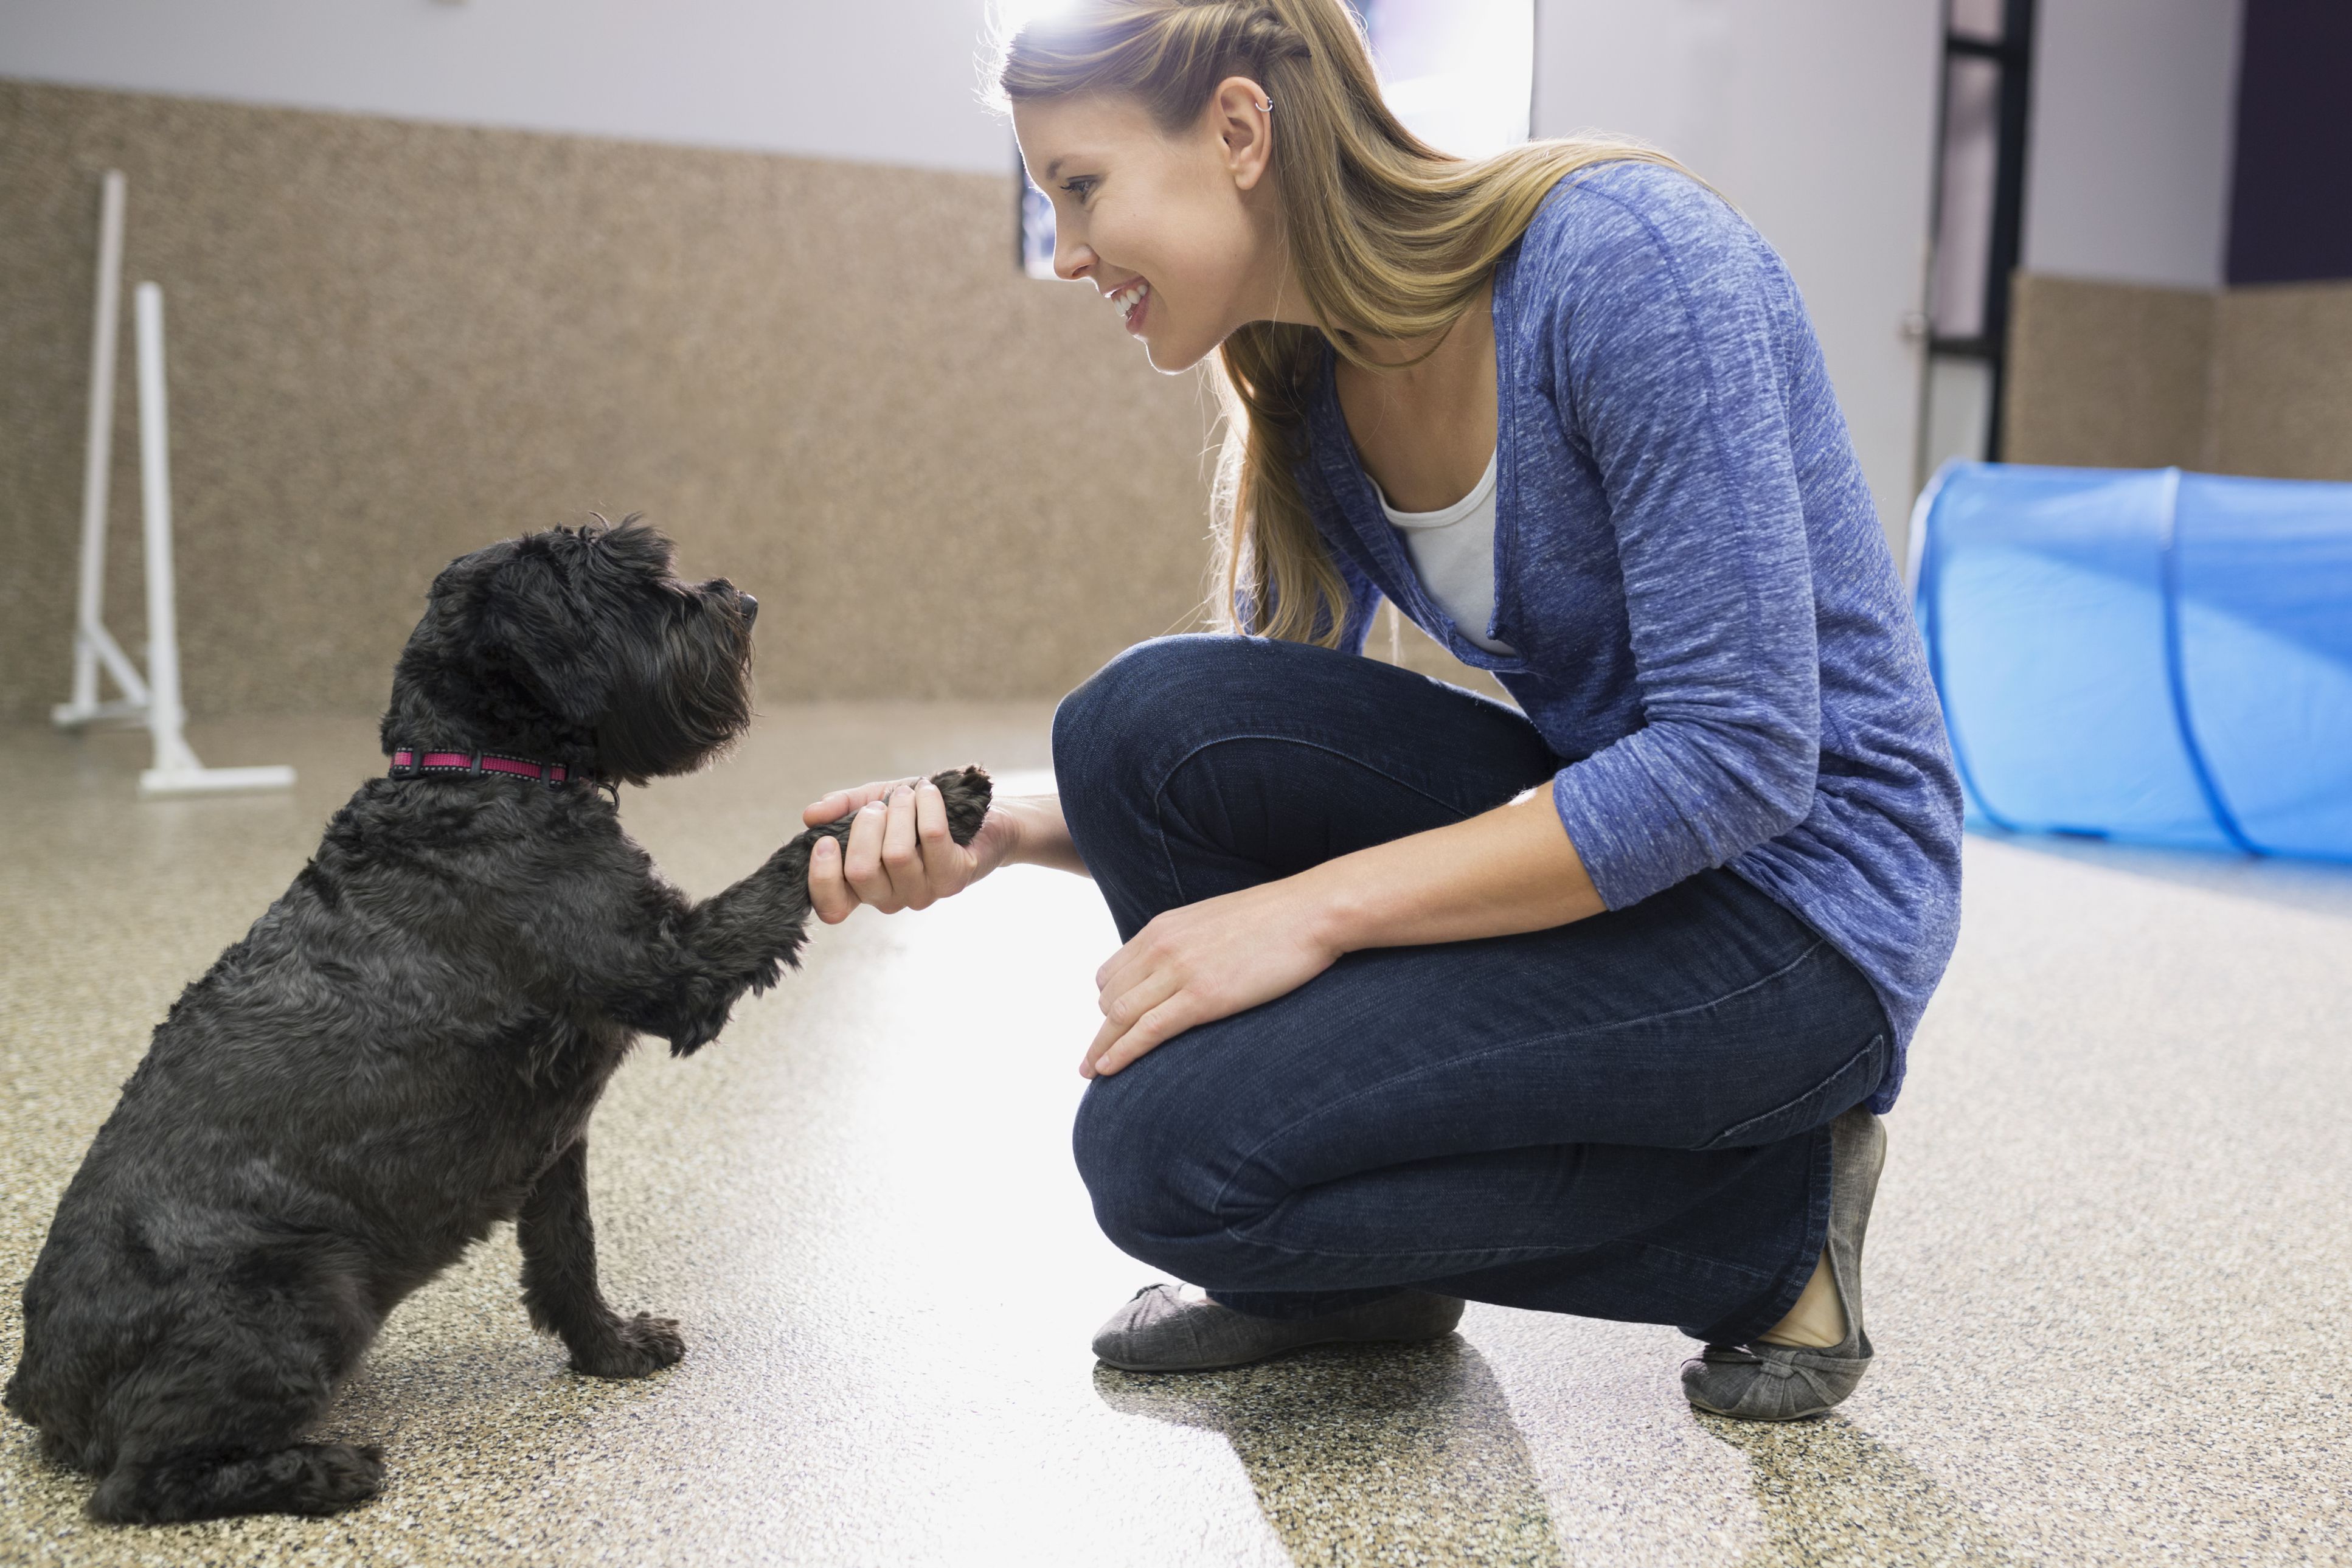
2000, 272, 2214, 471
0, 82, 1218, 719
2210, 279, 2352, 482
2002, 269, 2352, 484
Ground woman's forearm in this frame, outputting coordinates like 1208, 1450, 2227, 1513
1300, 786, 1605, 953
997, 792, 1091, 877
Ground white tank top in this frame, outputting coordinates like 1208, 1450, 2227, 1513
1375, 450, 1516, 655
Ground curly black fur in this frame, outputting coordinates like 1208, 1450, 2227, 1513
3, 519, 990, 1524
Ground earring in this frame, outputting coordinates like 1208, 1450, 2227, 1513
1259, 97, 1274, 113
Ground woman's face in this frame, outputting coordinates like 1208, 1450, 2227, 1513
1013, 83, 1286, 373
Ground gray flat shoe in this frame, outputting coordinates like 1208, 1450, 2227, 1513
1092, 1285, 1465, 1373
1682, 1103, 1887, 1421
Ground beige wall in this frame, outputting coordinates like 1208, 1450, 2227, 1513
0, 82, 1223, 721
2002, 274, 2215, 470
2209, 282, 2352, 482
2003, 269, 2352, 480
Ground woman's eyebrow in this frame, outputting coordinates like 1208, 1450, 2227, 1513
1042, 150, 1105, 182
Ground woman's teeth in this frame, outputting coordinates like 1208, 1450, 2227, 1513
1109, 280, 1150, 325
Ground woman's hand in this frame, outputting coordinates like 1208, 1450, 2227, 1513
1082, 878, 1343, 1078
1077, 788, 1606, 1079
800, 777, 1017, 923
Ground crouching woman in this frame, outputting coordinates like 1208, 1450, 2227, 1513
802, 0, 1962, 1421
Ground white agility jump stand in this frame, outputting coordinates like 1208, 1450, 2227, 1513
52, 171, 294, 798
52, 172, 144, 728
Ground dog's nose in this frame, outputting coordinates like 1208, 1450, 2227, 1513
738, 591, 758, 626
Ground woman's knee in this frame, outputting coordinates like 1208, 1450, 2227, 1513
1070, 1070, 1230, 1260
1052, 635, 1242, 793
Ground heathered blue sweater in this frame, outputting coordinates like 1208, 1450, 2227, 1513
1299, 162, 1964, 1111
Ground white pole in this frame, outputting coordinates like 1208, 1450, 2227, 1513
131, 282, 294, 797
54, 170, 150, 726
71, 171, 123, 711
135, 283, 198, 774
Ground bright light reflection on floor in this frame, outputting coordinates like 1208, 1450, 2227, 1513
2, 707, 2347, 1566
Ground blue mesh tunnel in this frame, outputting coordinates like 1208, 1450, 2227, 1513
1910, 462, 2352, 861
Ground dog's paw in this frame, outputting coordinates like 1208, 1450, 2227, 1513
290, 1443, 386, 1516
569, 1311, 687, 1378
930, 765, 993, 847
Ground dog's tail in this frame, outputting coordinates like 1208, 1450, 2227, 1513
89, 1443, 384, 1522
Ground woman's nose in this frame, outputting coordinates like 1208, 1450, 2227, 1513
1055, 239, 1096, 283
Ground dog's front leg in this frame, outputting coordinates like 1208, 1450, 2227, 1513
518, 1138, 684, 1377
619, 765, 993, 1055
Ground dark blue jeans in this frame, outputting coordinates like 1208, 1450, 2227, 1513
1052, 636, 1892, 1345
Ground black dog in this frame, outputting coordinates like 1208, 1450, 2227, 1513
4, 519, 990, 1522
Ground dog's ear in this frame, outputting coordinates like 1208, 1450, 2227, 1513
475, 529, 613, 731
477, 519, 697, 723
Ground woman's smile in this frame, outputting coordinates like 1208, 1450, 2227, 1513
1107, 277, 1153, 334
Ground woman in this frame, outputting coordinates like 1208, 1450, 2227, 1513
801, 0, 1961, 1421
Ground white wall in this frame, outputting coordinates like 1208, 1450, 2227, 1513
1535, 0, 1944, 546
0, 0, 1013, 174
2021, 0, 2242, 290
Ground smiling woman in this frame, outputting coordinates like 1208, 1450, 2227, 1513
800, 0, 1963, 1427
999, 3, 1668, 640
1017, 0, 1535, 279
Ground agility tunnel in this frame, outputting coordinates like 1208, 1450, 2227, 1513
1910, 462, 2352, 860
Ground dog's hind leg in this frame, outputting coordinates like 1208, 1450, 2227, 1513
519, 1138, 684, 1378
74, 1235, 387, 1522
90, 1442, 384, 1523
81, 1305, 382, 1522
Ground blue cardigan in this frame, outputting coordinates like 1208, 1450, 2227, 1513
1299, 161, 1964, 1111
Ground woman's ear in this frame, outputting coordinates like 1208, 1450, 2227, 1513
1212, 75, 1275, 191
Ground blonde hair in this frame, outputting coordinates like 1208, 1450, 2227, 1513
995, 0, 1682, 645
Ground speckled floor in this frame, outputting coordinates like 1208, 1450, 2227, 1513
2, 708, 2347, 1567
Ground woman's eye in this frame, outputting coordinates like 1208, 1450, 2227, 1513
1060, 177, 1097, 205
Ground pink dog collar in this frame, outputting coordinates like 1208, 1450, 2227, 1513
387, 749, 571, 786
